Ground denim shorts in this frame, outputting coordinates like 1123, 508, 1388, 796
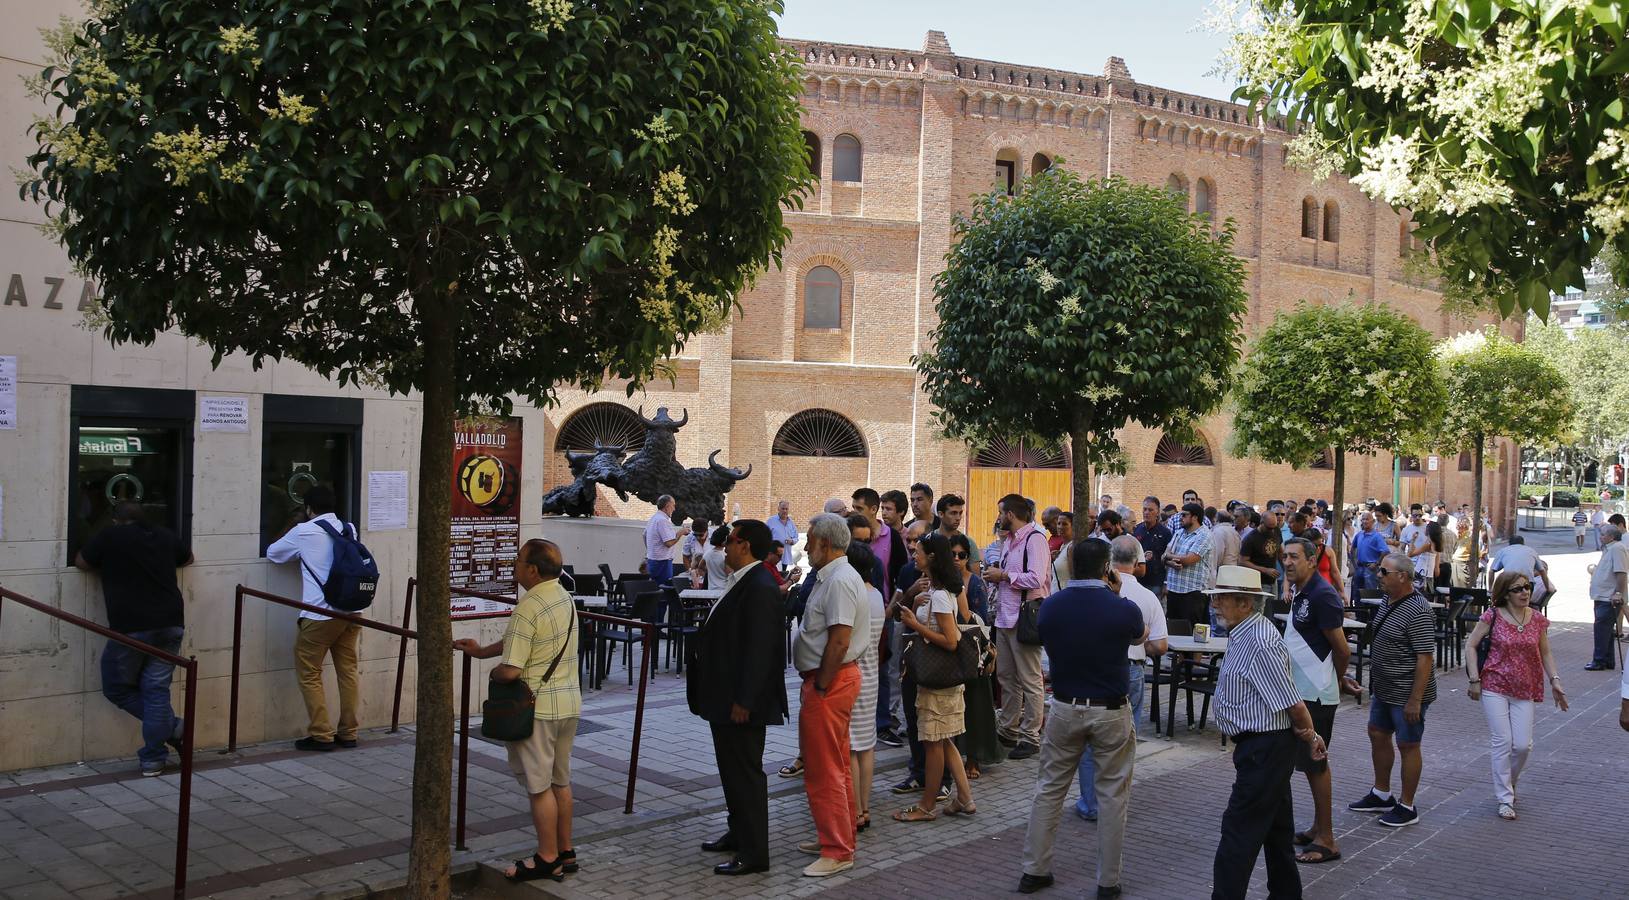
1368, 698, 1428, 743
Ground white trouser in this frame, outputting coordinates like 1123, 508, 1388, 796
1480, 689, 1534, 806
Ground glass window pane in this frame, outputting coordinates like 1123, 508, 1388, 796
804, 266, 842, 329
833, 134, 862, 182
261, 428, 354, 553
74, 425, 182, 559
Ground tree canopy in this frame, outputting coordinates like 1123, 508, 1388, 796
916, 170, 1249, 512
1219, 0, 1629, 318
1523, 317, 1629, 462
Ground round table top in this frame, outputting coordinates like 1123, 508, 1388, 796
1167, 634, 1229, 653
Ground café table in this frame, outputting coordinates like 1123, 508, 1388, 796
1156, 635, 1230, 737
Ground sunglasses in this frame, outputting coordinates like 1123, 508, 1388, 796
952, 551, 969, 560
1509, 584, 1531, 594
1375, 568, 1399, 578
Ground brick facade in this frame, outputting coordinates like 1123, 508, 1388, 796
549, 30, 1520, 532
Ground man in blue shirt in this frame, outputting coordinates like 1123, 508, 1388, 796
1349, 511, 1390, 603
1017, 540, 1146, 900
1133, 496, 1173, 600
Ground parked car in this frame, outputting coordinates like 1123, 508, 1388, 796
1544, 490, 1580, 507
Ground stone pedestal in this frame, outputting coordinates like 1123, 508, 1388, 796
537, 516, 668, 581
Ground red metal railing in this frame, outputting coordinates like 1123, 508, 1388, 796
227, 585, 418, 752
443, 585, 658, 848
0, 586, 198, 900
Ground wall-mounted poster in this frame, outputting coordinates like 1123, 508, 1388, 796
450, 417, 522, 619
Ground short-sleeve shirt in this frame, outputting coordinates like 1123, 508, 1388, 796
1240, 527, 1281, 574
1289, 574, 1345, 704
1479, 608, 1549, 703
1400, 523, 1432, 575
1038, 580, 1144, 700
1213, 613, 1302, 736
768, 515, 799, 549
1120, 577, 1166, 662
644, 511, 677, 560
501, 579, 581, 720
1366, 591, 1438, 706
1165, 527, 1213, 594
793, 556, 871, 672
1133, 522, 1173, 590
914, 588, 958, 635
1590, 542, 1629, 603
79, 523, 190, 632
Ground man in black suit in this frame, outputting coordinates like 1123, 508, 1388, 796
688, 518, 788, 876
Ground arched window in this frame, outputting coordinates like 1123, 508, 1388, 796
1323, 200, 1340, 242
832, 133, 862, 182
773, 409, 867, 457
1031, 152, 1052, 176
1311, 448, 1334, 470
996, 148, 1020, 195
1166, 172, 1189, 203
1195, 177, 1215, 220
1301, 197, 1319, 239
1153, 432, 1213, 466
1458, 451, 1473, 471
803, 265, 842, 329
972, 436, 1068, 469
1398, 215, 1422, 256
555, 402, 646, 452
803, 131, 821, 180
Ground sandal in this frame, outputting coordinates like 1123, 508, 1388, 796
505, 853, 563, 883
778, 758, 805, 778
967, 763, 982, 780
1296, 845, 1341, 865
1293, 829, 1314, 847
892, 804, 938, 822
855, 813, 870, 832
559, 848, 578, 874
1498, 803, 1517, 820
946, 796, 978, 816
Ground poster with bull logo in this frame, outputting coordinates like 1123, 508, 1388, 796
450, 417, 522, 619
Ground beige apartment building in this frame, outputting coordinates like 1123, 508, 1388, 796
0, 20, 1514, 770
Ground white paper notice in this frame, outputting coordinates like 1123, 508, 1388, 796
198, 395, 250, 432
1427, 455, 1440, 472
368, 471, 410, 531
0, 356, 16, 430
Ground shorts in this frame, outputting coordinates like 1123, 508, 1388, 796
506, 716, 578, 794
1368, 699, 1428, 744
1575, 525, 1587, 537
1294, 701, 1337, 774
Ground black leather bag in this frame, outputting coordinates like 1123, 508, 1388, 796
908, 626, 985, 689
1475, 609, 1496, 673
480, 607, 575, 742
1010, 532, 1046, 645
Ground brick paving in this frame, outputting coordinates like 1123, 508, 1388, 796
3, 535, 1627, 899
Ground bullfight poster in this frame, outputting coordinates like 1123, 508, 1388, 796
450, 416, 522, 618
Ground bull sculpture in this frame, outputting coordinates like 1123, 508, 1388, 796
540, 406, 751, 525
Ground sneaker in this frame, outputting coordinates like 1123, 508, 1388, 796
1348, 791, 1396, 813
891, 777, 924, 795
937, 784, 951, 802
335, 736, 358, 749
1377, 803, 1419, 827
997, 734, 1019, 747
802, 857, 854, 878
876, 729, 904, 748
1008, 742, 1039, 761
294, 737, 336, 752
140, 762, 166, 778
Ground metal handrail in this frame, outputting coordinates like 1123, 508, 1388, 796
228, 585, 417, 752
0, 585, 198, 900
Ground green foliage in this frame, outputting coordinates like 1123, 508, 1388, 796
24, 0, 812, 408
1434, 328, 1574, 452
1224, 0, 1629, 319
1521, 483, 1600, 504
1523, 318, 1629, 459
1231, 303, 1447, 465
915, 171, 1249, 476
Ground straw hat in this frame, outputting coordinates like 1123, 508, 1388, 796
1202, 565, 1275, 598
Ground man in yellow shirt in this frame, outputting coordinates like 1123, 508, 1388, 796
455, 539, 579, 883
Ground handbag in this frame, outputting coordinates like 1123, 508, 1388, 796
1010, 531, 1047, 646
1475, 608, 1498, 673
906, 599, 988, 689
480, 606, 576, 742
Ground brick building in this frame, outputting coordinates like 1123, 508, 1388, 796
546, 30, 1519, 531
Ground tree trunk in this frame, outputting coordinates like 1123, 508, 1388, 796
1332, 449, 1346, 571
1469, 435, 1485, 587
407, 299, 456, 900
1069, 423, 1092, 521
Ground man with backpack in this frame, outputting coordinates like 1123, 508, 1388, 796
268, 485, 375, 751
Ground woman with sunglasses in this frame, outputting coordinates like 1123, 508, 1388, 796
893, 532, 975, 821
950, 532, 1001, 779
1463, 570, 1568, 820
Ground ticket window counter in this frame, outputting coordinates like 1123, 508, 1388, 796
259, 395, 362, 554
68, 387, 195, 564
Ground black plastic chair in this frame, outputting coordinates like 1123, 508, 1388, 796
1148, 618, 1190, 734
593, 589, 662, 686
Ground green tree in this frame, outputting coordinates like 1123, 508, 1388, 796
23, 2, 808, 895
1524, 318, 1629, 484
915, 171, 1249, 515
1230, 304, 1447, 567
1218, 1, 1629, 318
1433, 329, 1574, 582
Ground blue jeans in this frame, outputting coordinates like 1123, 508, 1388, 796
100, 627, 184, 766
646, 557, 673, 586
1592, 601, 1619, 668
1075, 662, 1145, 817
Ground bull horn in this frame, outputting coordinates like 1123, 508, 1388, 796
638, 405, 664, 428
565, 449, 592, 465
673, 408, 689, 429
708, 449, 752, 480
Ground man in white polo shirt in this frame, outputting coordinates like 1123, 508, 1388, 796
644, 495, 681, 585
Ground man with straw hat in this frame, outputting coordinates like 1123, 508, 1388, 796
1205, 565, 1327, 900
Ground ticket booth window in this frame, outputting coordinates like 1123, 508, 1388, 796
68, 387, 194, 564
260, 396, 362, 553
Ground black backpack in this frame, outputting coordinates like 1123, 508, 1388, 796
301, 520, 380, 612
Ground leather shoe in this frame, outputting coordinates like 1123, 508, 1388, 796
1584, 663, 1613, 671
714, 860, 768, 876
1018, 872, 1054, 893
1097, 886, 1122, 899
701, 835, 737, 853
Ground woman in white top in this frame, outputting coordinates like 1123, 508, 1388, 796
844, 541, 887, 833
893, 532, 975, 821
702, 526, 730, 588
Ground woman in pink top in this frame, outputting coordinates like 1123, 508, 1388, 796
1464, 571, 1569, 821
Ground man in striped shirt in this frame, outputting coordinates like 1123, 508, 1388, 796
1206, 566, 1327, 900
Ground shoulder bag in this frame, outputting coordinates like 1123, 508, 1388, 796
906, 598, 988, 689
1013, 532, 1047, 645
1475, 608, 1498, 673
481, 605, 577, 742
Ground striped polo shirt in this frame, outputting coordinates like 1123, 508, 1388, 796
1365, 590, 1438, 707
1213, 612, 1301, 736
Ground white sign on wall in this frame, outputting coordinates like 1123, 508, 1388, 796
1427, 455, 1440, 472
368, 470, 410, 531
0, 356, 16, 430
198, 395, 249, 433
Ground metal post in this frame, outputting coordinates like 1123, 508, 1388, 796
625, 624, 653, 814
456, 651, 472, 850
228, 586, 243, 752
1392, 457, 1401, 509
174, 659, 198, 900
390, 577, 417, 733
